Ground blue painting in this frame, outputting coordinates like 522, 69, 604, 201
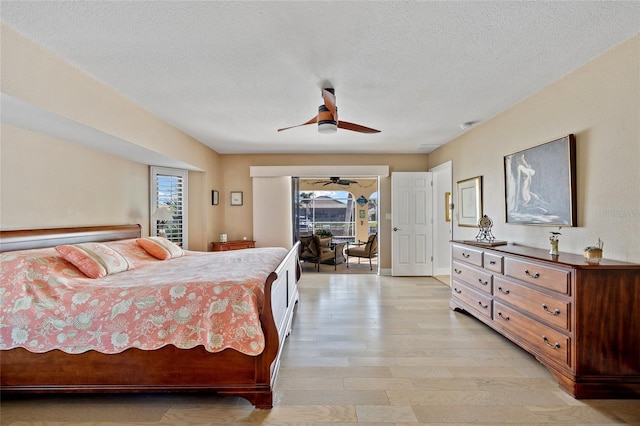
504, 135, 576, 226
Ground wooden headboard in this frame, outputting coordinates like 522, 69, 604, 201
0, 224, 142, 252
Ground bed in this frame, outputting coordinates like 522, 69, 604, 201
0, 224, 300, 409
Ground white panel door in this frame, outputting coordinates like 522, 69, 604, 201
391, 172, 433, 276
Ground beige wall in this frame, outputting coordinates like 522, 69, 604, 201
1, 124, 148, 230
0, 24, 222, 251
429, 35, 640, 263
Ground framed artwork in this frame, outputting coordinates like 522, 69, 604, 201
504, 134, 576, 226
445, 192, 451, 222
211, 190, 219, 206
457, 176, 482, 227
230, 191, 243, 206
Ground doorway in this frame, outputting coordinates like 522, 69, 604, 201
294, 177, 379, 274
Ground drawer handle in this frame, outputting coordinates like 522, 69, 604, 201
453, 288, 462, 294
497, 312, 510, 321
497, 286, 510, 295
478, 301, 489, 309
542, 304, 561, 316
489, 260, 496, 265
454, 268, 462, 274
542, 335, 561, 350
524, 269, 540, 279
462, 252, 470, 258
478, 278, 489, 286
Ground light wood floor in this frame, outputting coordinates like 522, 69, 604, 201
2, 273, 639, 425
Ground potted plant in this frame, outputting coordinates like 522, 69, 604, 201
315, 229, 333, 238
584, 239, 604, 264
549, 229, 561, 255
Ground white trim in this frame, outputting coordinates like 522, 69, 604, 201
250, 165, 389, 178
429, 160, 452, 173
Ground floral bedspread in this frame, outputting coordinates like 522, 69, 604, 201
0, 239, 288, 355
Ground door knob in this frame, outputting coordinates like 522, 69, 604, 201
393, 227, 399, 231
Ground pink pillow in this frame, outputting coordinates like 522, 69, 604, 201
56, 243, 134, 278
136, 237, 184, 260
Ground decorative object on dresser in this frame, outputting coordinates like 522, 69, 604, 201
450, 241, 640, 399
457, 176, 482, 227
504, 134, 576, 226
549, 228, 561, 255
211, 239, 256, 251
584, 238, 604, 264
464, 215, 506, 247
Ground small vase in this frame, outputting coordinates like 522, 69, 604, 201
549, 240, 559, 255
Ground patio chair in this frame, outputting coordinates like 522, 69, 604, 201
345, 234, 378, 270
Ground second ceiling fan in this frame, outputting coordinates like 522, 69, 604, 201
278, 88, 380, 134
313, 177, 358, 186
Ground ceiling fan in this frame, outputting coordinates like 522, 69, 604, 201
314, 177, 358, 186
278, 88, 380, 134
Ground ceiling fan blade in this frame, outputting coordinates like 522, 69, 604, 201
322, 88, 337, 120
338, 120, 381, 134
277, 115, 318, 132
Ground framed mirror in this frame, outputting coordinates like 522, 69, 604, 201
457, 176, 482, 227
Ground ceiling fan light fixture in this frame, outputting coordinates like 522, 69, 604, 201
317, 104, 337, 133
318, 121, 338, 133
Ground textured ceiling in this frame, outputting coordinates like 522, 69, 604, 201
1, 1, 639, 154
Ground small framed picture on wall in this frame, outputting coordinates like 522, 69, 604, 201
230, 191, 243, 206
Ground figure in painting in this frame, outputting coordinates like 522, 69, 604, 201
514, 153, 550, 213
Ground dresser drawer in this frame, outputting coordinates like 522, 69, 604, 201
493, 276, 570, 331
484, 252, 503, 274
452, 261, 492, 294
504, 258, 570, 294
452, 280, 493, 320
452, 244, 483, 267
494, 301, 570, 368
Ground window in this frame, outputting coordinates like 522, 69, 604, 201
150, 166, 188, 247
297, 190, 355, 242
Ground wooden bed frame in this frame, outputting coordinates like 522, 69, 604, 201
0, 224, 300, 409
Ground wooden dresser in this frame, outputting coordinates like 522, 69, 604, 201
210, 240, 256, 252
450, 241, 640, 398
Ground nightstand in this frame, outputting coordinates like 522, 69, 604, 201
210, 240, 256, 251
